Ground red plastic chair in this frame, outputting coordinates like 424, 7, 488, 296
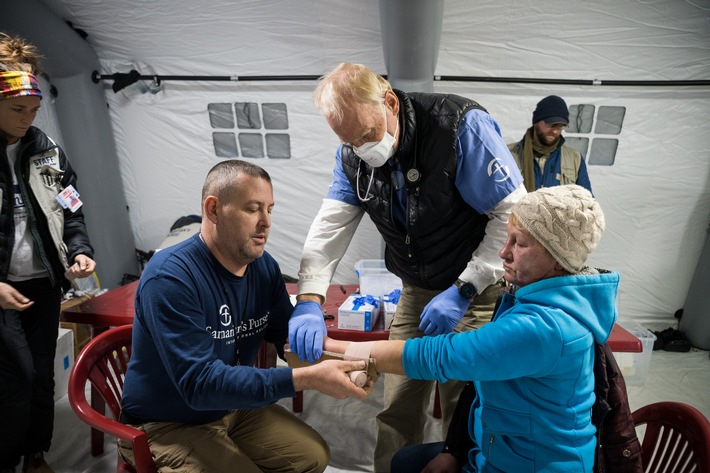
68, 324, 156, 473
632, 401, 710, 473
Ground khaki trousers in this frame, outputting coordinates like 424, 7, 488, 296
373, 279, 502, 472
118, 404, 329, 472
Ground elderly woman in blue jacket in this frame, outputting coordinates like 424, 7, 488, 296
326, 184, 615, 472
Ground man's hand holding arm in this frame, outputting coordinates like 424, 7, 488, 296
292, 359, 370, 400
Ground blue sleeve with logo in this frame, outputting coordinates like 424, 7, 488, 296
326, 145, 361, 206
455, 109, 523, 214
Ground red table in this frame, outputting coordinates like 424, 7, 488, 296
607, 323, 643, 352
61, 279, 138, 331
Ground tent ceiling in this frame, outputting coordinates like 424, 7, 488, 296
40, 0, 709, 81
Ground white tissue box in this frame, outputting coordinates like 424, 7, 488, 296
54, 327, 75, 401
338, 294, 381, 331
383, 300, 397, 329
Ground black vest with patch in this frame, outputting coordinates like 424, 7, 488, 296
341, 90, 489, 290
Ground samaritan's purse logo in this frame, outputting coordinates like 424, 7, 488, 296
219, 304, 232, 326
487, 157, 512, 182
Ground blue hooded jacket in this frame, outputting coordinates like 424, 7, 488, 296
403, 270, 619, 472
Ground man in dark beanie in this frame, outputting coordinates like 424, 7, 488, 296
508, 95, 592, 193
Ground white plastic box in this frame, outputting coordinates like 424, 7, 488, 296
354, 259, 403, 299
54, 327, 75, 401
338, 294, 382, 331
612, 321, 656, 386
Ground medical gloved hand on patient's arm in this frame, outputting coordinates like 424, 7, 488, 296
418, 285, 470, 335
288, 298, 327, 363
323, 336, 407, 376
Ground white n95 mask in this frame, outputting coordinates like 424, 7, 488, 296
353, 105, 398, 168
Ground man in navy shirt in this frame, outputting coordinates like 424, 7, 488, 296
120, 160, 368, 473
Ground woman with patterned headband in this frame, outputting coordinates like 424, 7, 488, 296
0, 33, 96, 473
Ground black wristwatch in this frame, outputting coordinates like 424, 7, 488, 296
454, 279, 477, 301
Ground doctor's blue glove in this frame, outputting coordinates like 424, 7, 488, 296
418, 285, 471, 336
288, 301, 327, 363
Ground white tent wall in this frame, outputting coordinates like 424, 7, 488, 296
28, 0, 710, 327
102, 81, 385, 284
442, 82, 710, 326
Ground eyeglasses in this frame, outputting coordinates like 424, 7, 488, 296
547, 123, 567, 131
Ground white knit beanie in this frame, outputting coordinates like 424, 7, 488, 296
512, 185, 605, 273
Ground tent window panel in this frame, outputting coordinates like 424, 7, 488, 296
208, 103, 235, 129
262, 103, 289, 130
265, 134, 291, 159
588, 138, 617, 166
235, 102, 262, 129
239, 133, 264, 158
564, 137, 589, 158
595, 106, 626, 135
568, 104, 595, 133
213, 132, 238, 157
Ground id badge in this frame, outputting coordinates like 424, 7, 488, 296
55, 184, 83, 212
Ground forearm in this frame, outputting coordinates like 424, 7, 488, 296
460, 184, 526, 290
370, 340, 407, 375
298, 198, 365, 297
291, 364, 320, 392
296, 293, 324, 304
325, 338, 407, 376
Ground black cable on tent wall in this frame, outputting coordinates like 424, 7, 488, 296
91, 70, 709, 92
434, 75, 710, 86
91, 70, 322, 92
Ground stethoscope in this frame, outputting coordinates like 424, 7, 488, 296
356, 162, 376, 202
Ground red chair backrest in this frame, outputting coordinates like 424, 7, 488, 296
68, 325, 157, 473
632, 401, 710, 473
69, 325, 132, 420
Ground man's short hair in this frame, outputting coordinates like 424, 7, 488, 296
202, 159, 271, 202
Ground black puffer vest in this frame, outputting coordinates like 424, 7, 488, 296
341, 90, 489, 290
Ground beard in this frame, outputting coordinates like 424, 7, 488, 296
539, 133, 560, 147
233, 237, 266, 264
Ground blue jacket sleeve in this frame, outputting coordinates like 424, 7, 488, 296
326, 145, 361, 206
402, 308, 564, 383
455, 109, 524, 214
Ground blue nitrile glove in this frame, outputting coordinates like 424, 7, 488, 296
418, 285, 471, 336
288, 301, 327, 363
